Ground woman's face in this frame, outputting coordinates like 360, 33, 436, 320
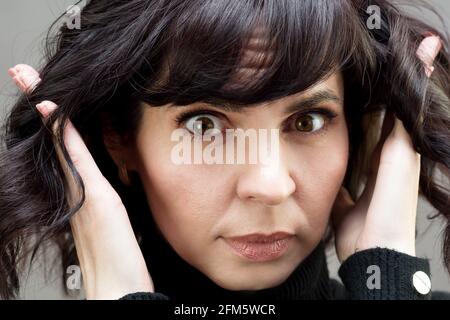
124, 72, 348, 290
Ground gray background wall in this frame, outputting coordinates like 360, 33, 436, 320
0, 0, 450, 299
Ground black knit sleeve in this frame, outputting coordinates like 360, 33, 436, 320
118, 291, 169, 300
337, 247, 433, 300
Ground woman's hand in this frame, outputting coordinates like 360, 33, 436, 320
331, 35, 442, 263
8, 65, 154, 299
8, 64, 41, 93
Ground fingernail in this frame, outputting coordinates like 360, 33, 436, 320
428, 36, 442, 57
425, 65, 435, 78
422, 31, 436, 37
36, 103, 49, 117
36, 101, 57, 118
417, 35, 442, 78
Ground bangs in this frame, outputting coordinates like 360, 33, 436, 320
138, 0, 376, 107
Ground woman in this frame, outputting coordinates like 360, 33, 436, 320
1, 0, 450, 300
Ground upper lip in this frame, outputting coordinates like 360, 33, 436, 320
225, 232, 294, 243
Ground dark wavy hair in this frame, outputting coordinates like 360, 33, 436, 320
1, 0, 449, 299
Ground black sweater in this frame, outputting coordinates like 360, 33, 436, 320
117, 231, 450, 300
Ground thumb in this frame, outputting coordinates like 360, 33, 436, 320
416, 35, 442, 77
331, 186, 355, 230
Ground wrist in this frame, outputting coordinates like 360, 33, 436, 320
357, 234, 416, 257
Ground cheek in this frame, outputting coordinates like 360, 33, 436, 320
148, 165, 227, 228
134, 118, 236, 264
136, 140, 230, 258
291, 131, 349, 232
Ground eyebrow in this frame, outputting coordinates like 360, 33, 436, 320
282, 90, 342, 115
168, 89, 342, 113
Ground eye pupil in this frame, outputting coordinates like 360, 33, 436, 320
295, 115, 314, 132
194, 116, 215, 135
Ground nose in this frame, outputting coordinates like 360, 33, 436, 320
236, 150, 296, 206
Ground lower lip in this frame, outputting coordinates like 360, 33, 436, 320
223, 236, 293, 262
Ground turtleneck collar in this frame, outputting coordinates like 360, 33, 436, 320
141, 227, 333, 301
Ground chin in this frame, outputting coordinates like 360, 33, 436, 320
207, 265, 294, 291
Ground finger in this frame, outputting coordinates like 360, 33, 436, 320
416, 35, 442, 77
369, 110, 396, 175
8, 64, 41, 93
364, 121, 420, 258
8, 64, 40, 93
330, 186, 355, 229
36, 101, 79, 205
36, 101, 107, 206
356, 34, 440, 206
357, 110, 396, 207
9, 71, 30, 94
379, 116, 421, 168
366, 116, 420, 222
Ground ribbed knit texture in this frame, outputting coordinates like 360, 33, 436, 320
118, 292, 169, 300
338, 247, 431, 300
120, 241, 450, 300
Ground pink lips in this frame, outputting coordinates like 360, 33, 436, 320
223, 232, 294, 262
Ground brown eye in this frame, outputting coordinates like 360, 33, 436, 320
294, 113, 325, 133
185, 114, 223, 136
193, 116, 214, 135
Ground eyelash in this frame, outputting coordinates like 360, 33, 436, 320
174, 109, 224, 127
285, 108, 339, 137
174, 107, 338, 137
